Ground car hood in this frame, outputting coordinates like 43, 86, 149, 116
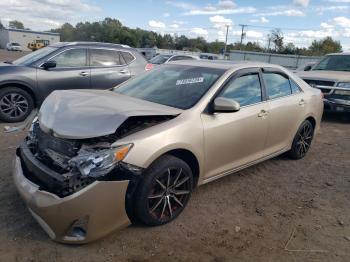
296, 70, 350, 82
38, 89, 183, 139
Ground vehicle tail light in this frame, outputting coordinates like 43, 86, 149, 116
145, 63, 154, 71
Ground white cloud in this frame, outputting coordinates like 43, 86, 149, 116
167, 0, 255, 16
163, 12, 170, 17
256, 9, 305, 17
293, 0, 310, 7
232, 30, 263, 39
184, 7, 256, 15
316, 5, 349, 15
209, 15, 233, 27
169, 24, 179, 28
217, 0, 236, 9
190, 27, 209, 37
321, 22, 334, 29
148, 20, 166, 28
250, 16, 269, 23
327, 0, 350, 2
332, 16, 350, 28
0, 0, 101, 30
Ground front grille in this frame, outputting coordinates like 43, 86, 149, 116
36, 127, 80, 158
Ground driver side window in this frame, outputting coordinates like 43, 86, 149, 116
219, 73, 262, 107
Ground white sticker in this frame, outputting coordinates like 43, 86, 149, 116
176, 77, 204, 86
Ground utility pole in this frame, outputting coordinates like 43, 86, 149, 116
239, 24, 247, 50
223, 25, 229, 59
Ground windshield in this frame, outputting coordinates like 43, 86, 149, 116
150, 55, 172, 64
11, 43, 20, 46
12, 46, 57, 66
313, 55, 350, 72
115, 65, 224, 109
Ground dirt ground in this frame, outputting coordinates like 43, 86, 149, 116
0, 49, 31, 62
0, 50, 349, 261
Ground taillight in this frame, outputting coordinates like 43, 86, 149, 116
145, 63, 154, 71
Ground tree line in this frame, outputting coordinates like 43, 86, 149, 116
1, 18, 343, 56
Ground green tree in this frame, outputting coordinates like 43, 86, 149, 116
308, 37, 342, 56
9, 20, 24, 29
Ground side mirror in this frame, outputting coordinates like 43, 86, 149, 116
213, 97, 240, 113
304, 65, 312, 71
42, 60, 56, 70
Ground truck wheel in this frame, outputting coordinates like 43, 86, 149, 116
134, 155, 193, 226
0, 87, 34, 122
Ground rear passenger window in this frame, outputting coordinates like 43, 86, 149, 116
90, 49, 123, 66
263, 73, 291, 99
219, 73, 262, 107
290, 79, 301, 94
121, 52, 135, 64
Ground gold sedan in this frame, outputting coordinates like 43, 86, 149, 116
13, 61, 323, 243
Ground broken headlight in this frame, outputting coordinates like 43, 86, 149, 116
69, 144, 133, 177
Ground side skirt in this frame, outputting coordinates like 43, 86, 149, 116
201, 148, 290, 185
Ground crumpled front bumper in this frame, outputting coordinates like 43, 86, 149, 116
13, 156, 131, 244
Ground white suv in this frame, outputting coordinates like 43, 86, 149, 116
6, 42, 22, 52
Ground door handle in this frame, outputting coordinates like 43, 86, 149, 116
119, 69, 129, 74
258, 109, 269, 117
299, 99, 305, 106
79, 71, 89, 77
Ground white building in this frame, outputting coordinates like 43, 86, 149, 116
0, 28, 60, 51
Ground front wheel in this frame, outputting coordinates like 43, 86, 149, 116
134, 155, 193, 226
288, 120, 314, 159
0, 87, 34, 122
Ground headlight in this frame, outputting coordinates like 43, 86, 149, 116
69, 144, 133, 177
337, 82, 350, 89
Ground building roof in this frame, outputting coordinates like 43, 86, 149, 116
4, 28, 60, 36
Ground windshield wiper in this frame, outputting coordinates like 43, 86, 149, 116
3, 61, 12, 64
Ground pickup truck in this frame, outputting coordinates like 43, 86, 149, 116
297, 52, 350, 114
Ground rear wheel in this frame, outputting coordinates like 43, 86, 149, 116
0, 87, 34, 122
134, 155, 193, 226
288, 120, 314, 159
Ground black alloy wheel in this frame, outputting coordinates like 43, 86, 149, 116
134, 155, 193, 226
289, 120, 314, 159
0, 87, 34, 122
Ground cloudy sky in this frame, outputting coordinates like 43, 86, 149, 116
1, 0, 350, 49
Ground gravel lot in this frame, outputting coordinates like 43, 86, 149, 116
0, 50, 349, 262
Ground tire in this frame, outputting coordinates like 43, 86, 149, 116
0, 87, 34, 122
134, 155, 193, 226
288, 120, 314, 160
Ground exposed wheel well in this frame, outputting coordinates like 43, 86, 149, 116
164, 149, 200, 188
305, 116, 316, 130
0, 83, 37, 107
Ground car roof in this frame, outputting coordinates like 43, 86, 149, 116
50, 41, 133, 50
169, 60, 278, 70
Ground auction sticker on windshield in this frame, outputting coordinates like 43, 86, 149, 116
176, 77, 204, 86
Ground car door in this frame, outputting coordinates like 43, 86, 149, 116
36, 48, 90, 100
89, 48, 131, 89
261, 68, 306, 155
201, 68, 270, 179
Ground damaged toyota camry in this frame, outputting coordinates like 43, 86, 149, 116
13, 61, 323, 243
